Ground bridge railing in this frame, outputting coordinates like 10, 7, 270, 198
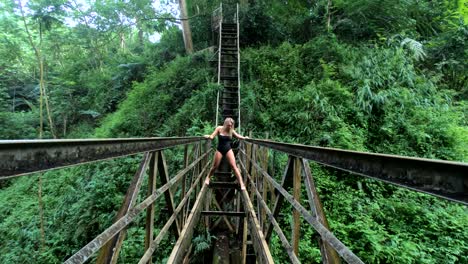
1, 137, 466, 263
0, 137, 211, 264
239, 138, 467, 264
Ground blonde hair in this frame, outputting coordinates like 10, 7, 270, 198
222, 118, 235, 136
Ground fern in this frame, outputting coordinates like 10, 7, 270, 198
401, 37, 426, 61
193, 230, 216, 255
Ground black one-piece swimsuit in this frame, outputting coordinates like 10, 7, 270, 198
217, 134, 232, 155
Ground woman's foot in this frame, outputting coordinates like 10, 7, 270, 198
204, 176, 210, 186
240, 183, 246, 191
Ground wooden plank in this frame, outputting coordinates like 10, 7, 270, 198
158, 152, 181, 237
292, 157, 301, 256
65, 150, 210, 264
138, 158, 211, 264
242, 149, 364, 264
96, 152, 151, 264
302, 159, 341, 264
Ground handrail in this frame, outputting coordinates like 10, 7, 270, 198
140, 156, 211, 264
64, 149, 211, 264
245, 138, 468, 205
215, 3, 223, 126
236, 3, 241, 132
239, 147, 364, 264
0, 137, 206, 179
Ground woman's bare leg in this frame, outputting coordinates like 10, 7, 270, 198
225, 150, 246, 190
205, 151, 223, 185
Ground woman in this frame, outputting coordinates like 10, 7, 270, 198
204, 118, 247, 190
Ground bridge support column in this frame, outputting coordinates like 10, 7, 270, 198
96, 152, 152, 264
292, 157, 302, 256
144, 152, 158, 264
301, 159, 341, 264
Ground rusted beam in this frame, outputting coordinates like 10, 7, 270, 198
138, 159, 211, 264
158, 152, 181, 237
209, 181, 240, 189
143, 152, 158, 264
292, 157, 301, 256
201, 211, 245, 217
96, 152, 151, 264
211, 197, 235, 232
302, 159, 341, 264
167, 181, 209, 263
205, 186, 212, 228
241, 214, 248, 264
239, 160, 300, 264
242, 149, 364, 264
245, 139, 468, 204
183, 143, 199, 225
264, 156, 294, 242
209, 189, 235, 231
64, 150, 210, 264
240, 189, 275, 264
181, 145, 189, 226
0, 137, 205, 179
261, 147, 268, 232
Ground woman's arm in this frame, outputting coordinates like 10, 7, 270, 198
204, 126, 220, 139
233, 130, 248, 140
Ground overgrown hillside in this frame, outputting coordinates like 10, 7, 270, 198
0, 0, 467, 263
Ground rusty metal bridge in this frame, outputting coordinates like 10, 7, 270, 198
1, 2, 467, 264
0, 137, 466, 263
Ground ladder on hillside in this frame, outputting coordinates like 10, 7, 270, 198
214, 3, 241, 131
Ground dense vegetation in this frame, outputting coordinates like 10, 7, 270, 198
0, 0, 466, 263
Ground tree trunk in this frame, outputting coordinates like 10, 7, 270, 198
119, 32, 126, 50
326, 0, 332, 32
17, 1, 48, 252
179, 0, 194, 54
136, 17, 144, 48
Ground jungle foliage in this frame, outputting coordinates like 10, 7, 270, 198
0, 0, 467, 263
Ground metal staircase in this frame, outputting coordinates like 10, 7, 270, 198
214, 3, 241, 131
